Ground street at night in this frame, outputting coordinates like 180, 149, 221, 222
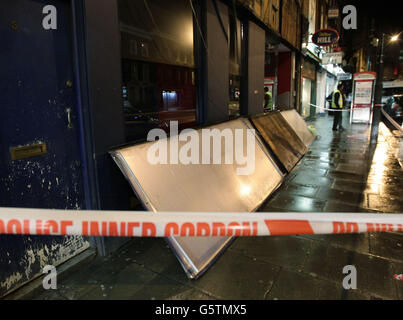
0, 0, 403, 309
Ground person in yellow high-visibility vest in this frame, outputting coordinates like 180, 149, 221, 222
332, 83, 345, 131
264, 87, 273, 110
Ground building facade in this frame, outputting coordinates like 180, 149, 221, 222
0, 0, 341, 297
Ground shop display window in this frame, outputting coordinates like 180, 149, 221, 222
118, 0, 197, 140
229, 10, 242, 119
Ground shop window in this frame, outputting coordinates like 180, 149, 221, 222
229, 10, 242, 119
264, 37, 278, 108
118, 0, 196, 141
302, 77, 314, 119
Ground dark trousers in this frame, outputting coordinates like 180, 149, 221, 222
332, 111, 343, 130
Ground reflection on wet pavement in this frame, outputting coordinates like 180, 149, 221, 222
362, 123, 403, 212
262, 116, 403, 300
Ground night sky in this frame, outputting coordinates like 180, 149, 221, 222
341, 0, 403, 35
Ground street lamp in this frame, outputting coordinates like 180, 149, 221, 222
391, 34, 399, 42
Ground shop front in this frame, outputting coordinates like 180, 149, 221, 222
301, 59, 317, 119
265, 38, 296, 110
119, 0, 197, 141
0, 0, 270, 296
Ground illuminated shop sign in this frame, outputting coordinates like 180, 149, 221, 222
312, 29, 340, 47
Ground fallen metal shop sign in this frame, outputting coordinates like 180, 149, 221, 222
251, 112, 307, 173
322, 52, 343, 65
280, 110, 316, 148
110, 118, 284, 279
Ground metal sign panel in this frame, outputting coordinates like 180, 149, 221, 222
322, 52, 343, 65
354, 81, 374, 105
353, 72, 377, 81
351, 107, 372, 123
110, 118, 283, 278
280, 109, 316, 148
251, 112, 307, 172
328, 8, 339, 18
337, 73, 352, 81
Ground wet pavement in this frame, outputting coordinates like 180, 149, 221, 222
15, 114, 403, 300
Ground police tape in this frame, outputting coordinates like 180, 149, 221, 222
309, 104, 350, 112
0, 207, 403, 237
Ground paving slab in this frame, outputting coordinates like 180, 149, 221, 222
368, 233, 403, 262
315, 186, 363, 205
364, 194, 403, 213
265, 268, 371, 300
326, 170, 366, 183
331, 179, 367, 194
302, 242, 399, 299
291, 174, 334, 188
282, 184, 319, 198
298, 233, 370, 255
265, 194, 327, 212
229, 236, 312, 270
190, 250, 280, 300
323, 201, 364, 213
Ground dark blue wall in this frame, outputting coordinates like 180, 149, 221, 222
0, 0, 90, 297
